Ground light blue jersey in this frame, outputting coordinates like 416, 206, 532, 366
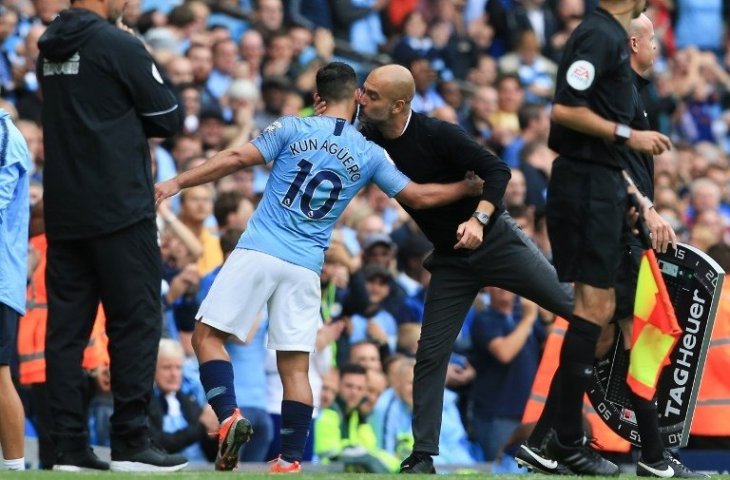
241, 116, 409, 272
0, 109, 31, 315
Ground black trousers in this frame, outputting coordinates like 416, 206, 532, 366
45, 219, 161, 454
412, 212, 574, 455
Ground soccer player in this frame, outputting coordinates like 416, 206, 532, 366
154, 62, 482, 472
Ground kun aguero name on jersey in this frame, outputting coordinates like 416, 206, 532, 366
288, 139, 362, 181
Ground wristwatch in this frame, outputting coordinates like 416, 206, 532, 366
614, 123, 632, 144
472, 211, 490, 226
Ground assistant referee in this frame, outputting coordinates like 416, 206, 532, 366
514, 0, 672, 476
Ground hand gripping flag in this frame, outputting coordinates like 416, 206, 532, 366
627, 248, 683, 400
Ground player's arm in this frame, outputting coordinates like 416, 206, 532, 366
155, 143, 264, 204
395, 175, 483, 209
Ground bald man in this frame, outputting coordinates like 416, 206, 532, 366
355, 64, 574, 473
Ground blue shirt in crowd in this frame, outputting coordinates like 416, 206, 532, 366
242, 115, 409, 273
468, 304, 546, 420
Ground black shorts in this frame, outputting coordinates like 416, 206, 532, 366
546, 157, 628, 289
613, 237, 644, 322
0, 302, 20, 365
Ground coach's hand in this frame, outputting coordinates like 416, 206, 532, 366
645, 206, 677, 253
454, 217, 483, 250
627, 130, 672, 156
155, 179, 181, 207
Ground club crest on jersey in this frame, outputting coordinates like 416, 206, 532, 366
566, 60, 595, 91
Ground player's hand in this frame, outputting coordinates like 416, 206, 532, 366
627, 130, 672, 156
463, 171, 484, 196
454, 217, 483, 250
645, 207, 677, 253
155, 179, 181, 207
313, 93, 327, 116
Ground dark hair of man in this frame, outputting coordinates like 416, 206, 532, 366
496, 72, 523, 90
214, 190, 244, 227
220, 229, 243, 256
519, 140, 543, 165
339, 363, 367, 378
707, 243, 730, 271
168, 4, 196, 28
316, 62, 357, 104
518, 103, 544, 130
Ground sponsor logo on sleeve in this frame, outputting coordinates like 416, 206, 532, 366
566, 60, 595, 91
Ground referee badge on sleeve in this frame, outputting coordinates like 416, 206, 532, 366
566, 60, 595, 91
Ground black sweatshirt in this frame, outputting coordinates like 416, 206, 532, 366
38, 9, 181, 240
362, 112, 511, 255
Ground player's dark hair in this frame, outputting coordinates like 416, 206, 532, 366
316, 62, 357, 104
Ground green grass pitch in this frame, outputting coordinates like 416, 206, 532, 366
9, 473, 730, 480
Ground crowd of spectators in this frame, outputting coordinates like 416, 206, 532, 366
2, 0, 729, 469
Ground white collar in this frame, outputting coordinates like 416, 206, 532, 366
400, 110, 413, 137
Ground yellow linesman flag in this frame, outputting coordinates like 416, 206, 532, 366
628, 249, 683, 400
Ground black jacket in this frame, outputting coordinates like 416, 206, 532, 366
38, 9, 181, 240
362, 113, 511, 255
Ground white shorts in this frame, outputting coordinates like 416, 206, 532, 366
196, 248, 321, 352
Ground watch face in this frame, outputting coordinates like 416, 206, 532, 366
616, 124, 631, 138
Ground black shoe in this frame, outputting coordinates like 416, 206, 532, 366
515, 441, 573, 475
400, 452, 436, 474
638, 451, 710, 478
53, 448, 110, 472
110, 444, 188, 472
545, 431, 619, 476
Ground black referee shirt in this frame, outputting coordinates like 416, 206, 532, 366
362, 112, 511, 255
626, 70, 654, 201
548, 7, 634, 168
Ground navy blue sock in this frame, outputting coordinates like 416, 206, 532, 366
199, 360, 238, 423
280, 400, 313, 463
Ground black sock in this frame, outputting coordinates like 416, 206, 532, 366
529, 367, 563, 448
280, 400, 313, 463
630, 390, 664, 462
557, 315, 602, 443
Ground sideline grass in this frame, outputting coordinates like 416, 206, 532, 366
10, 474, 730, 480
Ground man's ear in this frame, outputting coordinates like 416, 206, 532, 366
391, 99, 405, 114
313, 92, 321, 103
630, 36, 639, 53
